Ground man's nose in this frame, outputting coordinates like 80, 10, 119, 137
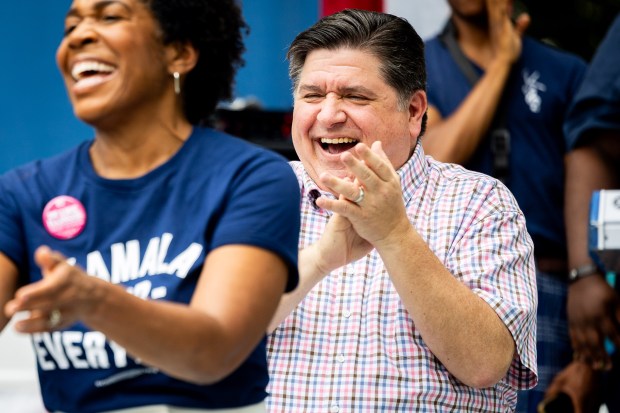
316, 95, 346, 127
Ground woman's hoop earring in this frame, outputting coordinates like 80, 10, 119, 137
173, 72, 181, 95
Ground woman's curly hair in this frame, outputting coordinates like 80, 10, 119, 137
144, 0, 248, 125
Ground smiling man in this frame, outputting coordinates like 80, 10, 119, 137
266, 9, 538, 412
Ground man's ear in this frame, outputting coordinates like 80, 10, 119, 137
165, 41, 199, 76
408, 90, 428, 140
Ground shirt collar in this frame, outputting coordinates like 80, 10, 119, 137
399, 142, 427, 207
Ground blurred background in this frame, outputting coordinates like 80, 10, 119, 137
2, 0, 618, 173
0, 0, 618, 411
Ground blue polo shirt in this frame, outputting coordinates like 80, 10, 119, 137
565, 14, 620, 149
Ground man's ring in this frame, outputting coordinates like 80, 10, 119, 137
353, 186, 365, 204
48, 309, 62, 328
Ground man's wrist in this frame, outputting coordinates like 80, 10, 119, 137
568, 263, 600, 283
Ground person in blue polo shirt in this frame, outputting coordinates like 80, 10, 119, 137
543, 13, 620, 413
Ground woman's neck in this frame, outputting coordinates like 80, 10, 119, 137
89, 114, 193, 179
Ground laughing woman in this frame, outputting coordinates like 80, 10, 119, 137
0, 1, 300, 412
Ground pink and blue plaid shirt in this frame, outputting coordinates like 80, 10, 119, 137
266, 144, 537, 412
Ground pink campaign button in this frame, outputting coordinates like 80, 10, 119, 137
42, 196, 87, 240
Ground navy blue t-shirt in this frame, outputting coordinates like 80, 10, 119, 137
425, 35, 587, 255
0, 127, 300, 412
565, 13, 620, 149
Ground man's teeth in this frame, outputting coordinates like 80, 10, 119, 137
71, 61, 115, 81
320, 138, 357, 144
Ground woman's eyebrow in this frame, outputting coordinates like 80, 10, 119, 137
65, 0, 130, 19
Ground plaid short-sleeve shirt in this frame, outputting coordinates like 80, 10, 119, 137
267, 145, 537, 412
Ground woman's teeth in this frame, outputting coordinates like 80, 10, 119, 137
71, 61, 115, 81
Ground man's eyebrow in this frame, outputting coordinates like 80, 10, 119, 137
297, 84, 376, 97
297, 84, 323, 93
339, 86, 376, 96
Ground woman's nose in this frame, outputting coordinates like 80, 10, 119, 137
66, 20, 98, 49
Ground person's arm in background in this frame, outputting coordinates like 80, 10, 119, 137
543, 13, 620, 411
565, 131, 620, 369
423, 0, 529, 164
542, 131, 620, 412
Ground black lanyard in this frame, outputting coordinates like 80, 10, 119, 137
438, 20, 512, 185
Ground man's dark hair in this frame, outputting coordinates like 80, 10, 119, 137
144, 0, 248, 125
287, 8, 427, 135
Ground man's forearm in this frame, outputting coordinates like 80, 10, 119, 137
375, 224, 515, 388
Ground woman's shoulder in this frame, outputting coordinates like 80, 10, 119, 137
0, 141, 90, 188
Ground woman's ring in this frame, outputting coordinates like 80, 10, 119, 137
353, 186, 365, 204
48, 309, 62, 328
